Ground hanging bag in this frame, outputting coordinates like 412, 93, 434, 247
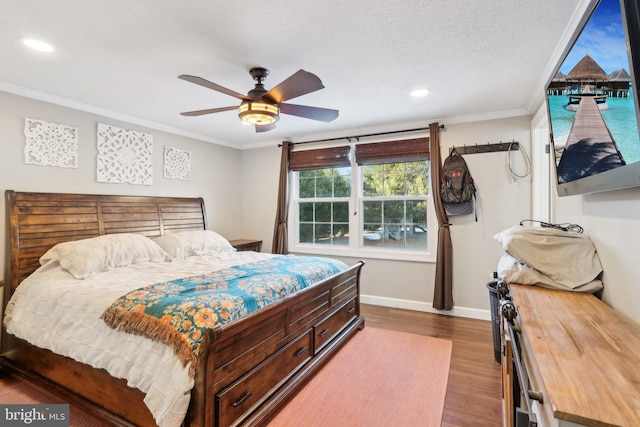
440, 148, 476, 217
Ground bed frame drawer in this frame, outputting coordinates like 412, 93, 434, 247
210, 309, 288, 384
215, 329, 313, 427
313, 297, 357, 354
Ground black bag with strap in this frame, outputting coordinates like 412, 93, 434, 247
440, 148, 476, 218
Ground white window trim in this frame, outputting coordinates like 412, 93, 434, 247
287, 154, 437, 263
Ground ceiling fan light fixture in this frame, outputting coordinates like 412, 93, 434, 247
238, 102, 280, 125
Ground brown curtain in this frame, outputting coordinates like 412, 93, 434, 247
429, 122, 453, 310
272, 141, 291, 254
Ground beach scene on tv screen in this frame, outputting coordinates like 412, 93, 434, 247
547, 0, 640, 183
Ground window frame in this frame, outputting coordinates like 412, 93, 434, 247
288, 140, 436, 263
296, 167, 352, 246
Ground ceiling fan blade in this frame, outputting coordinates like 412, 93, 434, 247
180, 106, 238, 116
263, 69, 325, 103
178, 75, 249, 101
255, 123, 276, 133
279, 103, 339, 122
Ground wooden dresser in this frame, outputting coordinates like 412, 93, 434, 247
504, 284, 640, 426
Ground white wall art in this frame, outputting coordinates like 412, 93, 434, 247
24, 118, 78, 168
164, 146, 191, 181
96, 123, 153, 185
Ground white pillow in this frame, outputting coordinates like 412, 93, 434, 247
40, 233, 171, 279
153, 230, 235, 259
493, 226, 602, 288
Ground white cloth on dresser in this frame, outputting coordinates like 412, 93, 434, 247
493, 225, 603, 293
497, 254, 603, 293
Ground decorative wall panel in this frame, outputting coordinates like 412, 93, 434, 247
163, 146, 191, 181
96, 123, 153, 185
24, 118, 78, 168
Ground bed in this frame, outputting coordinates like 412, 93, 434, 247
0, 190, 365, 427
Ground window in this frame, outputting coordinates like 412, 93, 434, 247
298, 167, 351, 245
361, 161, 429, 249
289, 138, 435, 261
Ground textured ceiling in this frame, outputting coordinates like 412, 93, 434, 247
0, 0, 587, 148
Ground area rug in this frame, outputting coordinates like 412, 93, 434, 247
267, 326, 453, 427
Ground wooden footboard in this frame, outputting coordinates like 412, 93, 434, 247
191, 261, 364, 427
1, 191, 365, 427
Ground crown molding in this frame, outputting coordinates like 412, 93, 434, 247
0, 80, 236, 148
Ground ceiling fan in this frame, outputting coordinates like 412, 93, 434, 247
178, 67, 339, 133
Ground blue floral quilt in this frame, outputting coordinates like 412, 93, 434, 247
100, 255, 347, 375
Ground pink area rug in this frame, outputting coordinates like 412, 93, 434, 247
267, 326, 453, 427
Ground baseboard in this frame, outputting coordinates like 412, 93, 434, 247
360, 294, 491, 321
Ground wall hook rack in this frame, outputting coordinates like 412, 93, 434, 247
450, 140, 519, 155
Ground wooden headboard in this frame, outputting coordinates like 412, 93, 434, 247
4, 190, 207, 296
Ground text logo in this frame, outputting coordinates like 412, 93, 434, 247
1, 405, 69, 426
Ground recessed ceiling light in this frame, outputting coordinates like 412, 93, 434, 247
21, 37, 54, 52
410, 89, 430, 97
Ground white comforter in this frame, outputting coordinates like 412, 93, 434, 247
3, 250, 273, 427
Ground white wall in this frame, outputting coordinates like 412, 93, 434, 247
442, 118, 532, 315
0, 91, 244, 318
527, 102, 640, 325
240, 116, 533, 319
553, 185, 640, 324
239, 146, 282, 249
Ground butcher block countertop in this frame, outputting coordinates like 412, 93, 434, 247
509, 284, 640, 427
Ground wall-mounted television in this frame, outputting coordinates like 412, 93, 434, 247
547, 0, 640, 196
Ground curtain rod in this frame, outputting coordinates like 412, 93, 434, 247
280, 124, 445, 147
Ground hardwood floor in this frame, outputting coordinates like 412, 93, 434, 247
1, 304, 503, 427
360, 304, 503, 427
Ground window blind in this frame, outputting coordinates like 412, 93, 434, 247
289, 146, 351, 171
355, 138, 430, 165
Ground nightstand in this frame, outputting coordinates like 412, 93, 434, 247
229, 239, 263, 252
